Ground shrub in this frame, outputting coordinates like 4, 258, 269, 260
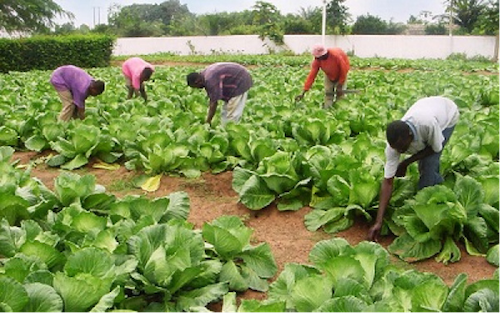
0, 35, 115, 73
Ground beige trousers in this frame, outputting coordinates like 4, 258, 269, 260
222, 92, 248, 125
324, 76, 346, 109
56, 90, 76, 121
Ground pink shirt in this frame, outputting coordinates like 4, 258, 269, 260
121, 57, 155, 90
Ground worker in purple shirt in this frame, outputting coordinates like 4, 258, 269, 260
187, 62, 253, 126
50, 65, 105, 121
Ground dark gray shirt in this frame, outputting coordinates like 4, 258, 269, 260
202, 62, 253, 102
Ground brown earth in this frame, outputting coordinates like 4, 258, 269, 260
11, 151, 498, 304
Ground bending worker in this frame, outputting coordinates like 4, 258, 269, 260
295, 44, 350, 108
368, 96, 460, 241
122, 57, 155, 102
50, 65, 105, 121
187, 62, 253, 126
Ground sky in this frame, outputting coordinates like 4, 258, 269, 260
54, 0, 447, 27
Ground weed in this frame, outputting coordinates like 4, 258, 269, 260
107, 179, 135, 192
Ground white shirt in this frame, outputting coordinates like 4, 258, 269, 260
384, 96, 460, 178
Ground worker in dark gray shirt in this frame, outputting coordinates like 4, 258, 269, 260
187, 62, 253, 125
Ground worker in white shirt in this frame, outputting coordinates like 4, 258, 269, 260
368, 96, 460, 241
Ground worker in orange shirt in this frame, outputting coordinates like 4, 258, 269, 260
295, 44, 350, 109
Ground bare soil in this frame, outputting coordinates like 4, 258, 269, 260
11, 151, 498, 303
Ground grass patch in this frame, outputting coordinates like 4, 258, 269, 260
107, 178, 135, 192
180, 178, 211, 194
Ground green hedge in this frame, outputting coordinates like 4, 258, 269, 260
0, 35, 115, 73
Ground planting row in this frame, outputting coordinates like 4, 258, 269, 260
0, 59, 498, 265
0, 146, 498, 312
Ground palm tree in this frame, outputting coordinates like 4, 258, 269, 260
445, 0, 487, 33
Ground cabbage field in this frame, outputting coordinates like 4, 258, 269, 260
0, 54, 499, 311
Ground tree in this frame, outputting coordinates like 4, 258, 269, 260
198, 13, 237, 36
78, 24, 91, 34
473, 0, 499, 35
107, 0, 192, 36
111, 0, 190, 26
351, 14, 406, 35
326, 0, 351, 34
407, 11, 434, 24
107, 4, 163, 37
478, 0, 500, 62
283, 13, 314, 34
157, 0, 191, 26
91, 24, 114, 35
407, 15, 422, 24
425, 23, 448, 35
167, 14, 198, 36
297, 6, 323, 33
0, 0, 72, 33
352, 14, 388, 34
445, 0, 487, 33
407, 10, 445, 35
224, 10, 257, 35
386, 20, 407, 34
252, 1, 284, 44
53, 22, 76, 35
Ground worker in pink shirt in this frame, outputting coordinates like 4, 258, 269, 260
121, 57, 155, 101
50, 65, 105, 121
295, 44, 350, 109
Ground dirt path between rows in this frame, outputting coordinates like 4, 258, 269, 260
11, 151, 498, 304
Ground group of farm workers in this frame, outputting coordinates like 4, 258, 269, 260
49, 43, 459, 242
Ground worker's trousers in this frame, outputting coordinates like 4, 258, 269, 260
418, 126, 455, 189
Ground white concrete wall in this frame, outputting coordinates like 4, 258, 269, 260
113, 34, 498, 60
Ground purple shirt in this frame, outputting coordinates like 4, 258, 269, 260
202, 62, 253, 102
50, 65, 93, 108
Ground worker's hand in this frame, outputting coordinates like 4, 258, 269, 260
395, 162, 408, 177
367, 223, 382, 242
77, 108, 85, 120
295, 91, 306, 102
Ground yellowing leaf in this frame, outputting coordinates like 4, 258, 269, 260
140, 174, 162, 192
93, 160, 120, 170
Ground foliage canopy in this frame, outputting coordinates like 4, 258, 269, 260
0, 0, 72, 34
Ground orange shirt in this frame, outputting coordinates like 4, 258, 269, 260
303, 48, 350, 91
